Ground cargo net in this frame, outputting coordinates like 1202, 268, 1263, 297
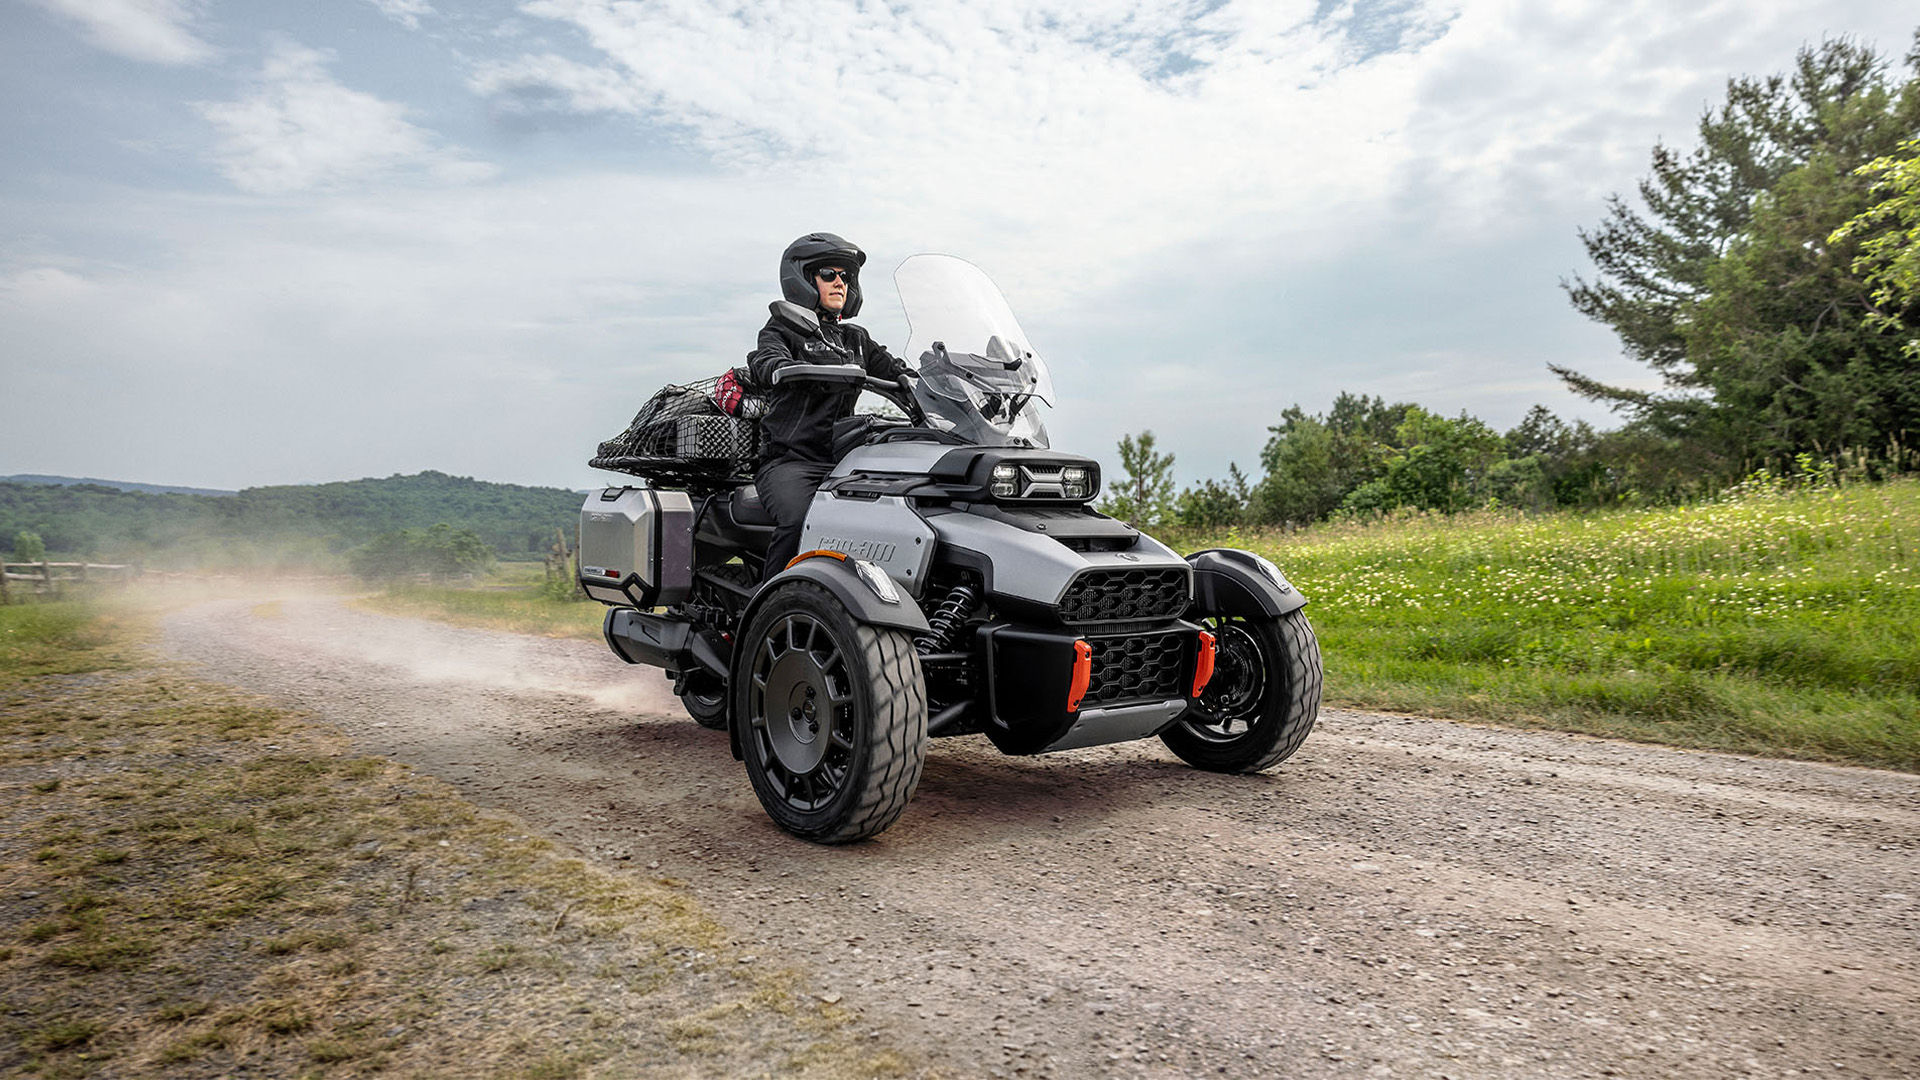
589, 377, 761, 486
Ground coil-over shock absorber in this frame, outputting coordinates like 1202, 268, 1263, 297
916, 582, 979, 655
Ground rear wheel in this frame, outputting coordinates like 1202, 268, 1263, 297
736, 582, 927, 843
1161, 609, 1321, 773
676, 671, 729, 730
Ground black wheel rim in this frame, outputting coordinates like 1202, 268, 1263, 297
747, 612, 856, 811
1183, 618, 1266, 743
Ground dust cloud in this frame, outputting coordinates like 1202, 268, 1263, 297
318, 605, 677, 715
144, 584, 677, 716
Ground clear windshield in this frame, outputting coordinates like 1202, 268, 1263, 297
896, 254, 1054, 447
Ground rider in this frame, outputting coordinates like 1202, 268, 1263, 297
750, 232, 912, 580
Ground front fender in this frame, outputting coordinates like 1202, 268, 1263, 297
725, 556, 930, 760
741, 556, 932, 636
1186, 548, 1308, 619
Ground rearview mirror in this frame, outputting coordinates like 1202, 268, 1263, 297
769, 300, 821, 338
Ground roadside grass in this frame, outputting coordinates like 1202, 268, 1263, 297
1195, 476, 1920, 771
0, 605, 919, 1078
356, 563, 603, 641
0, 602, 132, 685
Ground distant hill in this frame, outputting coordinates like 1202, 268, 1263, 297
2, 474, 236, 497
0, 470, 584, 567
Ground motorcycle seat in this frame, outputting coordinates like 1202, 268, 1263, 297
730, 484, 773, 527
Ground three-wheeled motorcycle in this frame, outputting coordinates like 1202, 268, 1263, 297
582, 254, 1320, 843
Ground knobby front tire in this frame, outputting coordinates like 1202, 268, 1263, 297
735, 582, 928, 843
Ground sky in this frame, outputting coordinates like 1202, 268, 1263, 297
1, 0, 1913, 493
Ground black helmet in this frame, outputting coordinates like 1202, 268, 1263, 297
780, 232, 867, 318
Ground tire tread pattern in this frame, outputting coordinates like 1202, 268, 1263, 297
819, 623, 927, 843
1248, 610, 1322, 771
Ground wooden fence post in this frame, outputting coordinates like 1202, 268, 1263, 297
0, 565, 10, 605
558, 526, 584, 600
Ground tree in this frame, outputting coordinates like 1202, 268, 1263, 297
1496, 406, 1604, 508
11, 530, 46, 563
1176, 463, 1251, 530
1558, 32, 1920, 474
1250, 393, 1412, 525
1102, 431, 1176, 528
348, 530, 418, 582
1340, 408, 1504, 514
1833, 137, 1920, 358
348, 524, 494, 583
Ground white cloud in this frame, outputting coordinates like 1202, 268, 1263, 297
474, 0, 1911, 278
365, 0, 434, 30
199, 41, 495, 194
25, 0, 213, 65
1387, 0, 1832, 233
470, 0, 1427, 305
0, 266, 99, 305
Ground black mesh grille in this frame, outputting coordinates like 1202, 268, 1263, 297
1056, 567, 1189, 624
1085, 631, 1187, 707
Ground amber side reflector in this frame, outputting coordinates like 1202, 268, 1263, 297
786, 549, 849, 569
1192, 630, 1217, 697
1066, 639, 1093, 713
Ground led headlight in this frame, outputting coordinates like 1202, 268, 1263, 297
990, 463, 1020, 498
1060, 466, 1092, 500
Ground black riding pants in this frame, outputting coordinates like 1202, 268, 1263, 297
757, 458, 833, 581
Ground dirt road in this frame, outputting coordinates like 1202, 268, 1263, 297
163, 595, 1919, 1079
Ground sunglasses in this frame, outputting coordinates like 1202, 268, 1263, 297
814, 268, 853, 283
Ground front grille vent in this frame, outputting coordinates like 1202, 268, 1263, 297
1056, 567, 1190, 624
1052, 535, 1136, 553
1084, 631, 1186, 707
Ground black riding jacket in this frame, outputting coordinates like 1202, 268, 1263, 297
750, 314, 909, 466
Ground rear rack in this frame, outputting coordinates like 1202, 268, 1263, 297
591, 375, 760, 488
587, 454, 750, 489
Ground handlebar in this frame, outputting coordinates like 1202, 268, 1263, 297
768, 364, 925, 426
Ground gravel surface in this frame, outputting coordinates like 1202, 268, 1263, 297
163, 595, 1920, 1079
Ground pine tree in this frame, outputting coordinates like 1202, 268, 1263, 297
1558, 32, 1920, 474
1103, 431, 1176, 528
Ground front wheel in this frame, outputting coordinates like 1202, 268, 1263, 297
1161, 609, 1321, 773
735, 582, 927, 843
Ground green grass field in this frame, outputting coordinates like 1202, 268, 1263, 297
1203, 476, 1920, 770
0, 600, 130, 685
357, 477, 1919, 771
355, 562, 604, 641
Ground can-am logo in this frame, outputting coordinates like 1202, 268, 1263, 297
817, 537, 897, 563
